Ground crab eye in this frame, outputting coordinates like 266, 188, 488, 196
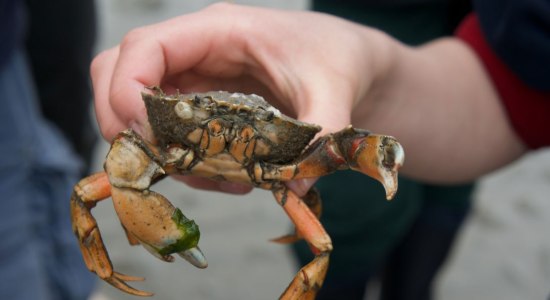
175, 101, 193, 120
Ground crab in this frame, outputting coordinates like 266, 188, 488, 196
70, 89, 404, 299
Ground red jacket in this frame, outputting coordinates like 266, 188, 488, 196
456, 1, 550, 148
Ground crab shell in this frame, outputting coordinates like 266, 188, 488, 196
143, 91, 321, 164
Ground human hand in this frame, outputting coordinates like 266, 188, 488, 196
91, 3, 393, 195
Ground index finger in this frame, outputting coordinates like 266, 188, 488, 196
101, 4, 253, 140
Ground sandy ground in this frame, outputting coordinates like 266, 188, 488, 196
89, 1, 550, 299
435, 149, 550, 300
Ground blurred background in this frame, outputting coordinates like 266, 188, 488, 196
87, 1, 550, 299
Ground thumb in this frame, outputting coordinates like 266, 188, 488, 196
295, 83, 354, 136
285, 87, 354, 196
286, 178, 318, 197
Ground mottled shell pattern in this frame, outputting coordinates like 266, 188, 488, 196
142, 90, 321, 164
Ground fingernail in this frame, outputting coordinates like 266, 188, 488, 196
286, 178, 317, 197
218, 182, 252, 194
129, 119, 156, 142
129, 120, 144, 135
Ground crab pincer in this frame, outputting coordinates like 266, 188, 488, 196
71, 132, 208, 296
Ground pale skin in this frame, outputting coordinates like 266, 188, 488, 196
91, 3, 526, 196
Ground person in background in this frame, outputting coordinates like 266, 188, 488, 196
25, 0, 98, 175
0, 0, 97, 299
292, 1, 474, 299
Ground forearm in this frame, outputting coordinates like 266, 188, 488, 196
353, 35, 526, 183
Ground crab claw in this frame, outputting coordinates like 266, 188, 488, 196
178, 246, 208, 268
111, 187, 207, 270
351, 134, 404, 200
135, 216, 207, 269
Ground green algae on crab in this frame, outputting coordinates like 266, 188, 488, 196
158, 208, 200, 256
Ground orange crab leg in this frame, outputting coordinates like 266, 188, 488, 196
271, 188, 322, 244
70, 172, 153, 297
273, 186, 331, 299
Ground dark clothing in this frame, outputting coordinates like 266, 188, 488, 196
294, 1, 550, 299
292, 2, 474, 300
467, 0, 550, 148
293, 173, 472, 300
24, 0, 98, 173
474, 0, 550, 91
0, 48, 95, 300
0, 0, 23, 68
457, 7, 550, 149
0, 0, 97, 298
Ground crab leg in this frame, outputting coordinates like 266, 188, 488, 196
257, 126, 404, 200
273, 186, 331, 300
70, 172, 153, 296
271, 188, 322, 244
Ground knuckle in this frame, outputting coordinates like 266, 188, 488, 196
90, 49, 109, 77
120, 27, 149, 50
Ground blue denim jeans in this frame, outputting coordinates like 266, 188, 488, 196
0, 50, 95, 300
